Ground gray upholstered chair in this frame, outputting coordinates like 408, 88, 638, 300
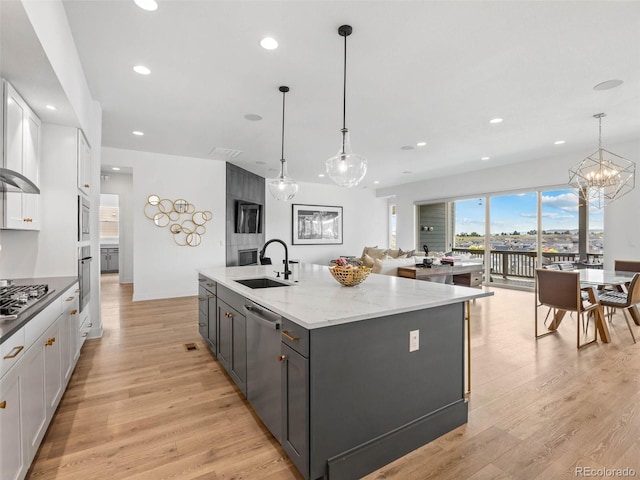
598, 273, 640, 344
535, 268, 603, 349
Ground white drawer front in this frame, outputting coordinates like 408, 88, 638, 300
1, 327, 26, 378
25, 297, 63, 348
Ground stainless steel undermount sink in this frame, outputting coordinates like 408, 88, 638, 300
234, 277, 291, 289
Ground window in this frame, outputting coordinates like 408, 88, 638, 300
100, 193, 119, 240
389, 204, 397, 249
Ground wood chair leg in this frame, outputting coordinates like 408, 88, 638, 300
622, 309, 637, 344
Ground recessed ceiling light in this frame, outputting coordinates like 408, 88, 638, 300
401, 145, 414, 150
45, 104, 56, 111
134, 0, 158, 11
481, 156, 490, 161
373, 180, 380, 184
489, 118, 503, 124
267, 168, 278, 172
244, 114, 263, 121
402, 171, 413, 174
593, 79, 623, 91
554, 140, 565, 145
416, 142, 427, 147
255, 161, 266, 165
260, 37, 278, 50
112, 167, 121, 171
133, 65, 151, 75
132, 131, 144, 136
318, 173, 325, 178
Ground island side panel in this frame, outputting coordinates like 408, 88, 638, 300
308, 302, 467, 480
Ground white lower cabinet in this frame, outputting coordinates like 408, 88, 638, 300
0, 282, 81, 480
21, 341, 46, 464
0, 365, 26, 480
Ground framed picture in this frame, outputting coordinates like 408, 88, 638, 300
292, 204, 343, 245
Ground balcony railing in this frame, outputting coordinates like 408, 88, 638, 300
451, 248, 603, 279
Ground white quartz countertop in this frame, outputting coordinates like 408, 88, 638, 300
198, 263, 493, 329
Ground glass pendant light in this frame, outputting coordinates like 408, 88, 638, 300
268, 86, 299, 201
326, 25, 367, 187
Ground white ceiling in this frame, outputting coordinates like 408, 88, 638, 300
10, 1, 640, 189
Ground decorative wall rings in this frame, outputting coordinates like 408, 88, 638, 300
145, 194, 212, 247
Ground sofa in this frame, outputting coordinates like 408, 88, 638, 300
356, 246, 447, 276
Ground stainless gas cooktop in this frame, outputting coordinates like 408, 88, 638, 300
0, 284, 51, 322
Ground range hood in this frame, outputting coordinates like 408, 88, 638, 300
0, 168, 40, 194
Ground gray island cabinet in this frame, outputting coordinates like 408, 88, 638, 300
198, 263, 491, 480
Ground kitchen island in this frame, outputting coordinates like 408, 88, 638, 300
198, 263, 491, 480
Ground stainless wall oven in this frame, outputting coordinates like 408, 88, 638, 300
78, 195, 90, 241
78, 246, 92, 312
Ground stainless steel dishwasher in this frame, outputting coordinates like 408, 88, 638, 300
244, 300, 282, 442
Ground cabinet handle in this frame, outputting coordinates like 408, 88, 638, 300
3, 345, 24, 359
70, 309, 78, 315
277, 355, 286, 362
84, 183, 90, 188
0, 401, 6, 409
23, 217, 32, 222
75, 289, 80, 293
281, 331, 299, 342
198, 297, 206, 302
198, 323, 206, 327
82, 333, 88, 337
66, 296, 75, 301
206, 283, 214, 287
45, 338, 54, 347
198, 278, 206, 282
88, 323, 93, 328
224, 312, 233, 318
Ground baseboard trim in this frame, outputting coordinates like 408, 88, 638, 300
327, 399, 468, 480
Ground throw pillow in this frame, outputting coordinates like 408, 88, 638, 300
387, 248, 400, 258
366, 247, 388, 260
362, 253, 375, 268
399, 248, 415, 258
361, 245, 378, 259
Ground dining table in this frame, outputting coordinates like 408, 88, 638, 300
547, 268, 639, 343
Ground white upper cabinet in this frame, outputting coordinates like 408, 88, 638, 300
2, 79, 41, 230
77, 129, 91, 196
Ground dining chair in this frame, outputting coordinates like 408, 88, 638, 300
535, 268, 603, 349
614, 260, 640, 273
597, 273, 640, 344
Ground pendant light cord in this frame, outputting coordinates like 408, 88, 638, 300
342, 32, 347, 131
281, 89, 286, 163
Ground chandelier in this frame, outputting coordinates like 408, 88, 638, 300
267, 86, 299, 201
568, 113, 635, 209
325, 25, 367, 187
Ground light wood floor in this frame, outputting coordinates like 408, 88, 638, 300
27, 275, 640, 479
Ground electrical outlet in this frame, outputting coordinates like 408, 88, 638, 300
409, 329, 419, 352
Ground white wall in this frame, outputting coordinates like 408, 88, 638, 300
264, 182, 389, 267
101, 147, 226, 301
100, 173, 134, 283
378, 139, 640, 270
0, 124, 77, 278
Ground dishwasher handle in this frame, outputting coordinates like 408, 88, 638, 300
244, 304, 281, 330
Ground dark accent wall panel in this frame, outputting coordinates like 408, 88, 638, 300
418, 203, 447, 253
226, 163, 265, 266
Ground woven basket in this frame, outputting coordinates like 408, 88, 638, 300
329, 265, 372, 287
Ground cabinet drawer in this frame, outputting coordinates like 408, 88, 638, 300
78, 312, 93, 348
217, 285, 245, 314
61, 284, 80, 314
1, 327, 26, 378
25, 296, 63, 347
469, 273, 483, 287
281, 318, 309, 358
198, 286, 213, 314
198, 275, 216, 295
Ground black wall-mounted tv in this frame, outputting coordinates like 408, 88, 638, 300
236, 201, 262, 233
